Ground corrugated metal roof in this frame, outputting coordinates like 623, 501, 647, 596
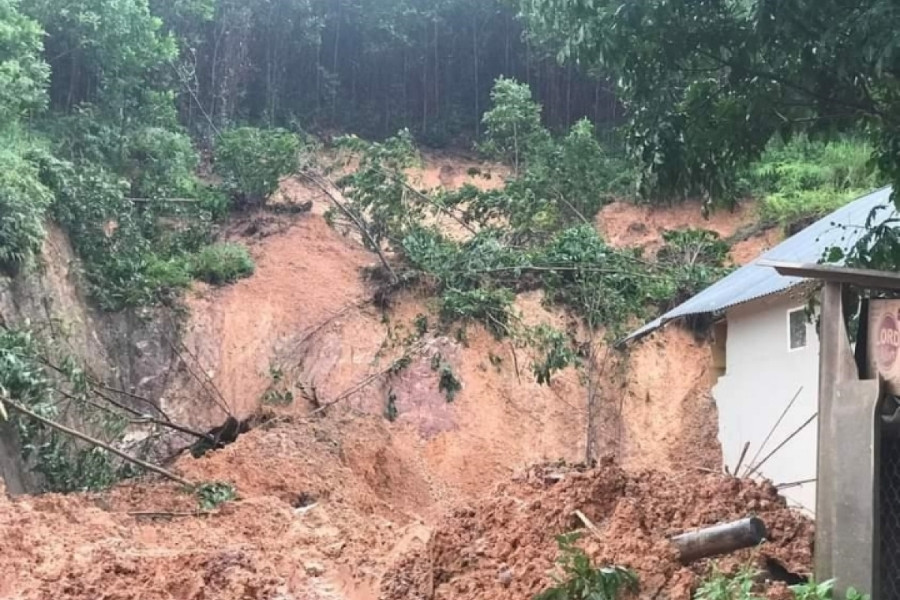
622, 186, 898, 344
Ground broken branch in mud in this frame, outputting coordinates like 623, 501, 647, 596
53, 386, 215, 444
309, 343, 425, 415
167, 338, 234, 418
126, 510, 217, 518
299, 171, 400, 285
5, 400, 194, 487
744, 412, 817, 478
574, 509, 602, 538
670, 517, 767, 563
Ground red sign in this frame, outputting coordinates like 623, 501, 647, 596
878, 312, 900, 370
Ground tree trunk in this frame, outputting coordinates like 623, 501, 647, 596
473, 13, 480, 136
434, 17, 440, 123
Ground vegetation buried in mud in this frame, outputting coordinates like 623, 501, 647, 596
694, 566, 870, 600
195, 481, 237, 510
334, 79, 731, 347
535, 532, 638, 600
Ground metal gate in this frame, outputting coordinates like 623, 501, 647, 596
881, 432, 900, 599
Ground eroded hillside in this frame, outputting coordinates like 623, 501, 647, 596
0, 154, 804, 600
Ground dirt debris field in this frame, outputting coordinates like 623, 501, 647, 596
0, 156, 810, 600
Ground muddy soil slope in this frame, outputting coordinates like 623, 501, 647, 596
0, 155, 797, 600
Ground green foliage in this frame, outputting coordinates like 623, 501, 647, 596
694, 570, 870, 600
191, 242, 255, 285
37, 156, 196, 310
465, 81, 633, 239
529, 325, 578, 385
261, 364, 294, 406
195, 481, 237, 510
340, 125, 725, 345
0, 0, 49, 123
516, 0, 898, 216
436, 361, 462, 402
24, 0, 177, 114
694, 566, 760, 600
0, 326, 131, 492
535, 532, 638, 600
414, 314, 429, 336
480, 77, 551, 173
124, 126, 200, 198
831, 205, 900, 271
790, 580, 869, 600
215, 127, 302, 207
440, 288, 515, 339
656, 228, 732, 307
336, 130, 420, 248
0, 142, 52, 271
743, 138, 878, 226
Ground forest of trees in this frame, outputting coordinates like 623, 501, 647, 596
24, 0, 619, 143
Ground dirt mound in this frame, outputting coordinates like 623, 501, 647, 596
0, 415, 434, 600
380, 462, 813, 600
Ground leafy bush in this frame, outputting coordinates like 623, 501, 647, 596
480, 77, 551, 173
790, 580, 869, 600
694, 569, 870, 600
215, 127, 302, 207
124, 126, 199, 198
0, 0, 49, 123
440, 287, 515, 338
656, 228, 732, 307
336, 130, 420, 248
469, 81, 634, 239
529, 325, 578, 385
435, 361, 462, 402
195, 481, 237, 510
694, 566, 759, 600
535, 533, 638, 600
0, 145, 52, 271
743, 137, 878, 225
191, 242, 255, 285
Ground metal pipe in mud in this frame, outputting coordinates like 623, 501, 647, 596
670, 517, 767, 563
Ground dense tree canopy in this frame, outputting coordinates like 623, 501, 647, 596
517, 0, 900, 205
151, 0, 619, 141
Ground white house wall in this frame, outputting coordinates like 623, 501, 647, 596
713, 292, 819, 513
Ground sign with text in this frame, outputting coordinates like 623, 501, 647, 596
868, 299, 900, 395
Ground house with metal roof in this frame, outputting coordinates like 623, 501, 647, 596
624, 186, 898, 514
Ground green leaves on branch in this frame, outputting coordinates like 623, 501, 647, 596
480, 77, 551, 174
0, 0, 49, 123
0, 326, 131, 492
517, 0, 898, 215
215, 127, 303, 208
535, 533, 637, 600
0, 143, 52, 272
335, 129, 420, 249
332, 87, 728, 344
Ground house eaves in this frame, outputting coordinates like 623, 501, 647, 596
621, 186, 897, 345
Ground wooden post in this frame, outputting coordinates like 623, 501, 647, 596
670, 517, 767, 563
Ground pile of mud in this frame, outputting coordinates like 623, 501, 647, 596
380, 461, 814, 600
